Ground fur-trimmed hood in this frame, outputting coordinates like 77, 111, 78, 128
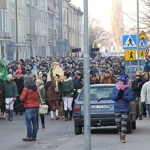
24, 76, 37, 91
64, 77, 72, 82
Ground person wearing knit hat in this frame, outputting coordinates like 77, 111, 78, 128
15, 70, 22, 76
132, 71, 144, 120
111, 75, 134, 143
14, 70, 25, 115
3, 74, 18, 121
118, 75, 127, 84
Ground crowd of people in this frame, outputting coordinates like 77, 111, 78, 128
0, 55, 149, 143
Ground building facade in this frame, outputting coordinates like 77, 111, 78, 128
0, 0, 83, 61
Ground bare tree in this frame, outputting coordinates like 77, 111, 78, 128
88, 18, 107, 49
140, 0, 150, 33
110, 0, 124, 51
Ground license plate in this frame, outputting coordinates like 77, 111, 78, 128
91, 105, 110, 109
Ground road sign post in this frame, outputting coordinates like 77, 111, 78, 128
83, 0, 91, 150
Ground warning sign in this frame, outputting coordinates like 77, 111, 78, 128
124, 50, 136, 61
139, 30, 149, 41
139, 50, 146, 58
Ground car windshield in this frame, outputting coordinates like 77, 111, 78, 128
78, 86, 114, 101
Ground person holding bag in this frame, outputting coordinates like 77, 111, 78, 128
36, 79, 46, 129
20, 76, 39, 141
111, 75, 133, 143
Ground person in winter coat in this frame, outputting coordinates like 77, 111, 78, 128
36, 79, 46, 129
132, 71, 144, 120
111, 75, 133, 143
14, 70, 25, 115
3, 74, 18, 121
73, 72, 83, 99
61, 72, 74, 121
141, 77, 150, 120
0, 58, 8, 82
20, 76, 39, 141
100, 71, 116, 84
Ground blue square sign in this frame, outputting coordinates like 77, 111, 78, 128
122, 35, 137, 49
139, 39, 147, 50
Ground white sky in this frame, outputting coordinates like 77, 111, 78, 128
71, 0, 137, 32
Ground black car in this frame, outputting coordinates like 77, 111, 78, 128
73, 84, 136, 135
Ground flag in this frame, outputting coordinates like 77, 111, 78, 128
3, 54, 6, 65
31, 65, 38, 78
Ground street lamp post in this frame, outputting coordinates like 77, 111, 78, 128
83, 0, 91, 149
137, 0, 140, 69
0, 1, 2, 59
29, 0, 32, 57
15, 0, 18, 61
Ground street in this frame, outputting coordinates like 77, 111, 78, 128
0, 114, 75, 150
0, 114, 150, 150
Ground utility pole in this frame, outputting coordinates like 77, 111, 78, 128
15, 0, 18, 61
0, 1, 2, 59
29, 0, 32, 57
137, 0, 139, 69
60, 0, 63, 56
83, 0, 91, 150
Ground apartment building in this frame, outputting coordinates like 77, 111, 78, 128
0, 0, 83, 61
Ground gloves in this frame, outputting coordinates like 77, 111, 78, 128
118, 90, 124, 99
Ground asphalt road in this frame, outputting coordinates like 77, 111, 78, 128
0, 114, 75, 150
1, 114, 149, 150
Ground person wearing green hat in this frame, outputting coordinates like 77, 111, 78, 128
0, 59, 8, 82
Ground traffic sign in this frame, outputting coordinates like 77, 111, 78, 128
139, 30, 149, 41
139, 39, 147, 50
123, 35, 137, 49
139, 50, 146, 58
124, 50, 136, 61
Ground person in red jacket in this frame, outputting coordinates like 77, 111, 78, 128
20, 75, 39, 141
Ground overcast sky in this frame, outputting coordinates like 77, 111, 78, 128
71, 0, 137, 32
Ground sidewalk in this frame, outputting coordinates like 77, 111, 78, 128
54, 117, 150, 150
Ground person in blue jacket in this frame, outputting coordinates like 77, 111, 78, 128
111, 75, 133, 143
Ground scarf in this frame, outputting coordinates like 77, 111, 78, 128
116, 83, 129, 90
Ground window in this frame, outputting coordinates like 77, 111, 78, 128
26, 17, 29, 34
11, 17, 15, 36
1, 9, 4, 31
4, 10, 9, 32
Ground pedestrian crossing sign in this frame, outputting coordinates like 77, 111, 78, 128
124, 50, 136, 61
139, 39, 147, 50
139, 50, 146, 58
123, 35, 137, 49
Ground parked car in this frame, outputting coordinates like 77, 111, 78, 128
125, 65, 143, 79
73, 84, 136, 135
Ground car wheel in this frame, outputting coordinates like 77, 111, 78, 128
74, 123, 82, 135
127, 119, 132, 134
132, 120, 136, 130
